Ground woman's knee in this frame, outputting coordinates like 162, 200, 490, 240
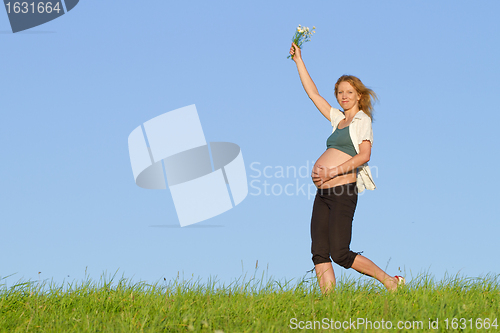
331, 251, 357, 269
312, 253, 331, 266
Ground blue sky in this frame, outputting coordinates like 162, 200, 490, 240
1, 0, 499, 288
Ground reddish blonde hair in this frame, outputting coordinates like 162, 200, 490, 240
334, 75, 377, 120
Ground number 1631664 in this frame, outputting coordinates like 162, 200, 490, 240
5, 2, 62, 14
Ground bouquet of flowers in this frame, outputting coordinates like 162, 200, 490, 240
287, 24, 316, 59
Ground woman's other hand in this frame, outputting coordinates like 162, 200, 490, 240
312, 164, 337, 186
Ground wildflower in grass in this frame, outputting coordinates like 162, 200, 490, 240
287, 24, 316, 59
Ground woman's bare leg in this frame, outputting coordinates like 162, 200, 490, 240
350, 255, 399, 290
315, 262, 336, 294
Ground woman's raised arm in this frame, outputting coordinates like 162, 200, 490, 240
290, 43, 332, 121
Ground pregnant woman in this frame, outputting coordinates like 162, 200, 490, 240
289, 43, 404, 294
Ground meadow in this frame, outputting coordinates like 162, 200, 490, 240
1, 271, 499, 332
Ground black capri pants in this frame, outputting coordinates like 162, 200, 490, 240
311, 182, 359, 269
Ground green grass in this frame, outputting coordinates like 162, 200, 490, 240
1, 272, 499, 332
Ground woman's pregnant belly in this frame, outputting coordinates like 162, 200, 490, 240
313, 148, 357, 189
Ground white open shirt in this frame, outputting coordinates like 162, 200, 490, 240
329, 107, 376, 193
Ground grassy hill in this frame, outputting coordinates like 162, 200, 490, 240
1, 273, 499, 332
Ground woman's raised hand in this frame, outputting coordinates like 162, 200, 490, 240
289, 42, 302, 62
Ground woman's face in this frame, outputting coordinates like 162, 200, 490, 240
337, 81, 361, 111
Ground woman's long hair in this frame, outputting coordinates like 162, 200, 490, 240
334, 75, 377, 120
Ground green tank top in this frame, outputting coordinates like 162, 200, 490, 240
326, 125, 357, 157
